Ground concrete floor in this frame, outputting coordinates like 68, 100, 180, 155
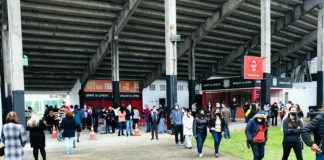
21, 127, 239, 160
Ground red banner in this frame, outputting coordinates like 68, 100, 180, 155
84, 80, 140, 93
244, 56, 263, 80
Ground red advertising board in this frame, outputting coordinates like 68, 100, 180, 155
244, 56, 263, 80
84, 80, 140, 93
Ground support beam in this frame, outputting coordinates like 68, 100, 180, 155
81, 0, 144, 83
272, 30, 317, 64
317, 4, 324, 107
143, 0, 246, 87
188, 47, 195, 109
1, 0, 25, 126
260, 0, 271, 108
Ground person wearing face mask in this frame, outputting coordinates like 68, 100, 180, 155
221, 103, 231, 141
270, 102, 279, 126
230, 98, 238, 122
209, 108, 225, 158
149, 106, 160, 140
183, 109, 194, 149
282, 105, 303, 160
170, 104, 184, 145
245, 112, 268, 160
193, 110, 208, 158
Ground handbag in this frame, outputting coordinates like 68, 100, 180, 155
0, 142, 4, 156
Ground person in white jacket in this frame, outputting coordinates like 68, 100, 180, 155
183, 109, 194, 149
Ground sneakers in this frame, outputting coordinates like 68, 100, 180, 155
179, 143, 185, 146
215, 154, 219, 158
198, 153, 203, 158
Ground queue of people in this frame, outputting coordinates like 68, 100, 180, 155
3, 99, 324, 160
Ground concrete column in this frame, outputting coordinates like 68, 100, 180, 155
260, 0, 271, 108
317, 4, 324, 107
276, 54, 281, 77
111, 36, 120, 108
188, 47, 195, 109
165, 0, 177, 129
1, 0, 25, 125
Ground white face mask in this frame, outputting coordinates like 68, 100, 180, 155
216, 103, 220, 107
175, 106, 179, 110
257, 119, 262, 122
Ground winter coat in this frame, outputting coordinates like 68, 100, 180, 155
245, 118, 268, 143
302, 114, 324, 147
193, 117, 208, 136
149, 111, 160, 125
282, 118, 303, 142
1, 122, 27, 160
126, 109, 134, 120
27, 120, 46, 148
170, 109, 183, 126
183, 115, 194, 135
61, 117, 76, 138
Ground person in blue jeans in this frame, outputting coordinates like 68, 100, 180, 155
193, 110, 208, 158
158, 105, 167, 133
221, 104, 231, 140
302, 113, 324, 160
230, 98, 238, 122
125, 105, 134, 136
209, 108, 225, 158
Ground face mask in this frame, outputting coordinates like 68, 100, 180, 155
175, 106, 179, 110
257, 119, 262, 123
290, 112, 297, 117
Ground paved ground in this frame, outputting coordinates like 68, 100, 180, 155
20, 126, 240, 160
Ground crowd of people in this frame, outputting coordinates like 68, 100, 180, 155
1, 98, 324, 160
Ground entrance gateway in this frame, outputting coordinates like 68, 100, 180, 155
201, 77, 293, 118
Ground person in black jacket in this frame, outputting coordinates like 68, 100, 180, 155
209, 108, 225, 158
149, 106, 160, 140
282, 105, 303, 160
243, 101, 251, 123
270, 102, 279, 126
302, 113, 324, 159
107, 106, 116, 134
126, 105, 134, 136
158, 105, 167, 134
92, 105, 99, 133
61, 111, 76, 155
193, 110, 209, 158
27, 116, 47, 160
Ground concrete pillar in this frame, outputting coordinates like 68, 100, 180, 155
1, 0, 25, 125
260, 0, 271, 109
188, 47, 195, 109
317, 4, 324, 107
276, 54, 281, 77
111, 36, 120, 108
165, 0, 177, 129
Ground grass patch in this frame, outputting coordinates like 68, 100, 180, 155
204, 127, 315, 160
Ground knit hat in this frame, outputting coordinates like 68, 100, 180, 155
254, 111, 266, 119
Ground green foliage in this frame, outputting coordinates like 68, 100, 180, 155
204, 127, 315, 160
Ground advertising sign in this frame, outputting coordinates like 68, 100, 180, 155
244, 56, 263, 80
84, 80, 140, 93
202, 77, 293, 91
